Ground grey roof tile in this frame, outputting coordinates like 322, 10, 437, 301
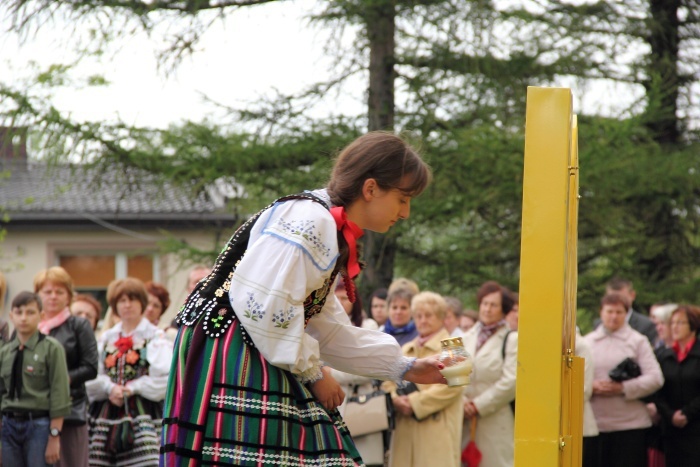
0, 162, 236, 222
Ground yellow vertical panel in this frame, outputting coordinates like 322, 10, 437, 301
569, 356, 585, 466
515, 87, 573, 466
562, 114, 583, 467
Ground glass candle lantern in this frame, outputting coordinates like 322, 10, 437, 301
438, 337, 473, 387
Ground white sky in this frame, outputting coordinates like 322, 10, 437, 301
0, 0, 365, 129
0, 1, 646, 130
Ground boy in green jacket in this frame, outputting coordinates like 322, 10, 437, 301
0, 291, 71, 466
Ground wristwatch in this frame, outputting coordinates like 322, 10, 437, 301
49, 427, 61, 437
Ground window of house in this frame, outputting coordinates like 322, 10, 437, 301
58, 252, 159, 319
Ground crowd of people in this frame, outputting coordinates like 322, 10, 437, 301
333, 276, 699, 467
0, 132, 698, 467
0, 265, 202, 466
3, 261, 696, 467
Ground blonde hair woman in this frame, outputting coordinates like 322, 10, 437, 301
384, 291, 464, 467
34, 266, 98, 467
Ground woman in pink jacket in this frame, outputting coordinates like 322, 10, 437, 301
583, 293, 664, 467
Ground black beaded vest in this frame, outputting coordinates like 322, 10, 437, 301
175, 192, 340, 345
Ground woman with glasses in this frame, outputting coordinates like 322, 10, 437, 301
653, 304, 700, 467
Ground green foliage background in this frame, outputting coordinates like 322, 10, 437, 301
1, 0, 699, 332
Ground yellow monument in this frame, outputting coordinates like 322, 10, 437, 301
514, 87, 583, 467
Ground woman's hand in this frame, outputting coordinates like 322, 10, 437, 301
109, 385, 130, 406
592, 380, 623, 396
309, 367, 345, 412
672, 410, 688, 428
392, 395, 413, 417
647, 403, 661, 425
403, 357, 447, 385
463, 400, 479, 419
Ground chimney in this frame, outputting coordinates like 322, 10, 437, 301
0, 126, 28, 165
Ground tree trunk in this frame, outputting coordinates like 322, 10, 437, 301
636, 0, 682, 284
645, 0, 681, 144
360, 0, 397, 302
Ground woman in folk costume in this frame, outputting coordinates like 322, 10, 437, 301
460, 280, 518, 467
160, 132, 448, 467
87, 277, 173, 466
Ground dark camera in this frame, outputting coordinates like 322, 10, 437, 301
395, 381, 419, 396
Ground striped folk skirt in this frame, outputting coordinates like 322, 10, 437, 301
88, 395, 163, 466
160, 318, 365, 466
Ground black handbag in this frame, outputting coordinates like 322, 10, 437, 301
608, 357, 641, 382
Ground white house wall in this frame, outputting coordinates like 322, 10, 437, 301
0, 228, 222, 329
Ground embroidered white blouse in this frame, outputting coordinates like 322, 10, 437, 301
229, 189, 414, 384
86, 317, 173, 403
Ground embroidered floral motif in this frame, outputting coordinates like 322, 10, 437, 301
243, 293, 265, 321
276, 218, 332, 258
211, 309, 228, 329
104, 335, 150, 384
272, 306, 295, 329
177, 192, 334, 338
125, 350, 140, 365
105, 354, 118, 369
114, 336, 133, 357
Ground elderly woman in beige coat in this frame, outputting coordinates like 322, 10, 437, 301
461, 281, 518, 467
383, 291, 464, 467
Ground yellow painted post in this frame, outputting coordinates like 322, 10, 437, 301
514, 87, 582, 467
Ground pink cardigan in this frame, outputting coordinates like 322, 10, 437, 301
583, 324, 664, 432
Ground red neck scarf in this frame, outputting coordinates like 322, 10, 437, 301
672, 336, 696, 363
330, 206, 364, 302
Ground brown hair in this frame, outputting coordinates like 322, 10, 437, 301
387, 287, 415, 308
606, 277, 634, 293
11, 291, 42, 310
672, 305, 700, 334
73, 294, 102, 315
145, 281, 171, 316
107, 277, 148, 316
327, 132, 432, 207
72, 294, 102, 330
33, 266, 74, 301
388, 277, 420, 296
476, 281, 515, 315
600, 292, 631, 311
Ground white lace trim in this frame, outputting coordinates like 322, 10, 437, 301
201, 446, 364, 466
298, 360, 324, 384
394, 357, 417, 383
210, 393, 328, 419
